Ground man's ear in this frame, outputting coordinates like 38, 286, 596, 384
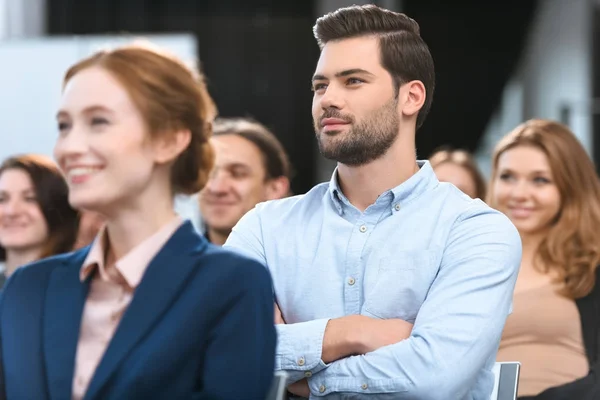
265, 176, 290, 200
399, 80, 426, 120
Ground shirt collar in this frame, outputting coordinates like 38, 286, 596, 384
328, 160, 439, 214
80, 216, 183, 287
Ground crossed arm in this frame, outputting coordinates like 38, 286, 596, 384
277, 248, 518, 399
276, 305, 413, 397
226, 207, 522, 399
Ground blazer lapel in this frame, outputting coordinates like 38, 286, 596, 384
43, 249, 91, 400
83, 222, 206, 400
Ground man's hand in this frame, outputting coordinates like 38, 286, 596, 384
288, 379, 310, 398
322, 315, 413, 363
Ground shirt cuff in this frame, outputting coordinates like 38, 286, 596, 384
275, 318, 330, 381
308, 376, 403, 397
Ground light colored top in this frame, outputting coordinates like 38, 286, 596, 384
174, 193, 203, 233
71, 217, 183, 400
496, 283, 588, 397
224, 160, 522, 399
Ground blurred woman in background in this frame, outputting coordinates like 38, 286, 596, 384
429, 147, 487, 199
0, 154, 79, 286
489, 119, 600, 399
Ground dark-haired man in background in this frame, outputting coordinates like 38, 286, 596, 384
199, 117, 291, 245
226, 5, 521, 399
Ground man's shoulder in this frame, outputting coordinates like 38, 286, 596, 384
436, 182, 519, 238
456, 195, 516, 232
438, 185, 520, 250
437, 182, 502, 218
196, 243, 273, 292
201, 243, 269, 276
255, 181, 330, 214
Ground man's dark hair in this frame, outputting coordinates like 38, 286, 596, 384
313, 4, 435, 129
212, 117, 292, 181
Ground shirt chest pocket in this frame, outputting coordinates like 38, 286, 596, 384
362, 250, 437, 322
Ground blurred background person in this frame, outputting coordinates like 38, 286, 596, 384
0, 44, 276, 400
0, 154, 79, 285
199, 117, 291, 245
489, 119, 600, 399
429, 147, 487, 199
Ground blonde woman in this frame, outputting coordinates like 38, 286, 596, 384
489, 119, 600, 399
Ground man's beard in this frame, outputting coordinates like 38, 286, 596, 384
314, 97, 400, 166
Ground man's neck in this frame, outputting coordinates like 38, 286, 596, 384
336, 134, 419, 211
206, 228, 229, 246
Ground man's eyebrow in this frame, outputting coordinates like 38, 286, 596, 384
336, 68, 375, 78
312, 68, 376, 82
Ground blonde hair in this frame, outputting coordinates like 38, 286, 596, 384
488, 119, 600, 298
429, 147, 487, 199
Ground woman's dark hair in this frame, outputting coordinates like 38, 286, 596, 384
0, 154, 80, 261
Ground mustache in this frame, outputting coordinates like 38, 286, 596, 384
319, 109, 354, 125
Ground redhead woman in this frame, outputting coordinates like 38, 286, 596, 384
0, 45, 276, 400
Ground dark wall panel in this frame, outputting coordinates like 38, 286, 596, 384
47, 0, 319, 194
403, 1, 537, 158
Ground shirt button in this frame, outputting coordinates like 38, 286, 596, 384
297, 357, 305, 366
359, 225, 367, 233
319, 385, 326, 393
304, 371, 312, 378
361, 383, 368, 390
394, 203, 401, 211
347, 277, 355, 285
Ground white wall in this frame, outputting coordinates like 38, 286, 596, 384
0, 0, 45, 39
0, 34, 197, 162
476, 0, 594, 177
